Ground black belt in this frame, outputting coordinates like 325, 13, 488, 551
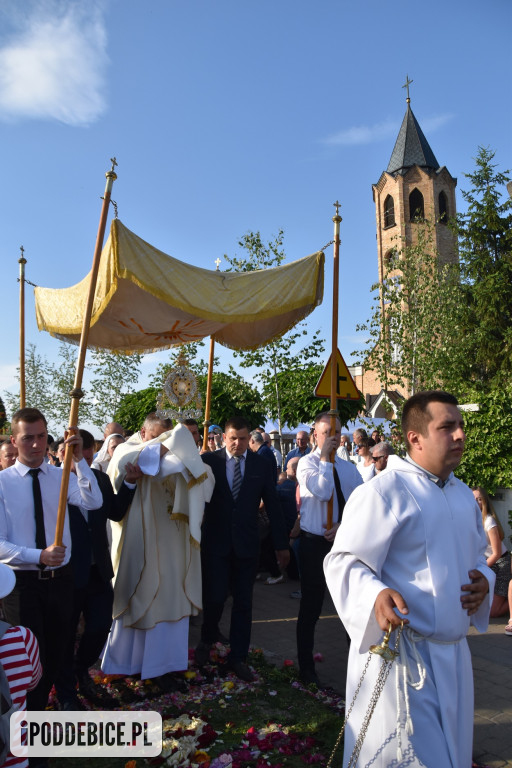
14, 563, 73, 581
300, 530, 325, 540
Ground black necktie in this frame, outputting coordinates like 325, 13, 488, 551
332, 466, 346, 524
232, 456, 243, 500
29, 468, 47, 568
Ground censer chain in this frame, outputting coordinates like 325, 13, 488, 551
326, 623, 404, 768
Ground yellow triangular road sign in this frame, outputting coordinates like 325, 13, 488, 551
315, 349, 360, 400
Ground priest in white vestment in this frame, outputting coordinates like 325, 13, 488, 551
101, 414, 214, 683
324, 391, 494, 768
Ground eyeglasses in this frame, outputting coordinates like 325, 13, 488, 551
372, 455, 385, 462
207, 436, 215, 441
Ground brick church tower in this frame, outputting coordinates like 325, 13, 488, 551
350, 81, 458, 417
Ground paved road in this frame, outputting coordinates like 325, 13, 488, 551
191, 576, 512, 767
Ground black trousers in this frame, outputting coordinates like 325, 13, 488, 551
3, 566, 74, 710
55, 565, 114, 704
296, 533, 332, 673
201, 548, 258, 662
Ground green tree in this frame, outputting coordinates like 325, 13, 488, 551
268, 365, 363, 428
450, 146, 512, 388
356, 148, 512, 492
89, 349, 143, 429
114, 387, 158, 434
4, 343, 61, 432
117, 341, 266, 433
0, 395, 7, 433
355, 221, 464, 395
224, 230, 327, 439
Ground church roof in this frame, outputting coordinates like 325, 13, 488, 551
386, 104, 440, 176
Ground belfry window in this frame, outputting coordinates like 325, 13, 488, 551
384, 195, 395, 228
409, 189, 424, 221
439, 191, 448, 223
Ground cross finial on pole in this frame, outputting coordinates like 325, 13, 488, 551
402, 75, 413, 103
215, 257, 221, 271
19, 245, 26, 264
333, 200, 341, 216
110, 157, 118, 172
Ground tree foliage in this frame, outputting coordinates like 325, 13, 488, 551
355, 147, 512, 492
4, 342, 142, 435
89, 349, 143, 429
115, 342, 266, 433
224, 230, 327, 432
354, 222, 465, 395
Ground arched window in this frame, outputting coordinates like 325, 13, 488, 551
384, 195, 395, 228
438, 191, 448, 223
409, 188, 424, 221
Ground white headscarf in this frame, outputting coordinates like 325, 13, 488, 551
92, 433, 125, 473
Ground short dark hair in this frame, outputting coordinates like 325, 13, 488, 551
224, 416, 249, 433
401, 391, 459, 450
183, 418, 198, 427
78, 429, 95, 450
11, 408, 47, 435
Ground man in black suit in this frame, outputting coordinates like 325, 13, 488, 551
198, 416, 289, 681
56, 429, 141, 707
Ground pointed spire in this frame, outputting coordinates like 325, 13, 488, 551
386, 78, 439, 176
387, 104, 439, 176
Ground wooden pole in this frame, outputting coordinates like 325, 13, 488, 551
203, 336, 215, 449
203, 258, 221, 449
327, 202, 342, 530
54, 159, 118, 546
18, 247, 27, 409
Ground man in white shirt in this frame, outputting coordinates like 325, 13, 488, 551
296, 412, 362, 686
324, 391, 493, 767
0, 407, 103, 712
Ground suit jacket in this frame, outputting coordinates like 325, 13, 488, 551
69, 469, 134, 589
201, 448, 288, 559
257, 444, 278, 485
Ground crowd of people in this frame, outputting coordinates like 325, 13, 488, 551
0, 391, 510, 767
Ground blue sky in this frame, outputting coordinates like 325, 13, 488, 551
1, 0, 510, 428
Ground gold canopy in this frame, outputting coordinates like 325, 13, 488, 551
35, 219, 324, 353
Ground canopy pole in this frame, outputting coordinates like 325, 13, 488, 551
18, 247, 27, 409
327, 201, 342, 531
203, 258, 221, 450
203, 336, 215, 448
54, 159, 118, 546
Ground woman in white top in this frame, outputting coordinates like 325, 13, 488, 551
473, 486, 511, 618
354, 437, 376, 482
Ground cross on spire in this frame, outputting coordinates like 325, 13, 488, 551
214, 257, 221, 270
402, 75, 413, 103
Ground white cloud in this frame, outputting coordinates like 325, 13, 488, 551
322, 120, 399, 146
0, 0, 108, 126
322, 113, 454, 147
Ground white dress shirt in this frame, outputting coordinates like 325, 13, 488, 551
0, 458, 103, 570
297, 448, 363, 535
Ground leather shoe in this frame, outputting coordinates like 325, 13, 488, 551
299, 669, 321, 688
195, 641, 211, 667
78, 674, 117, 707
60, 695, 85, 711
153, 672, 188, 694
227, 660, 254, 683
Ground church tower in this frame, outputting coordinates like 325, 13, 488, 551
350, 80, 458, 416
372, 79, 457, 282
